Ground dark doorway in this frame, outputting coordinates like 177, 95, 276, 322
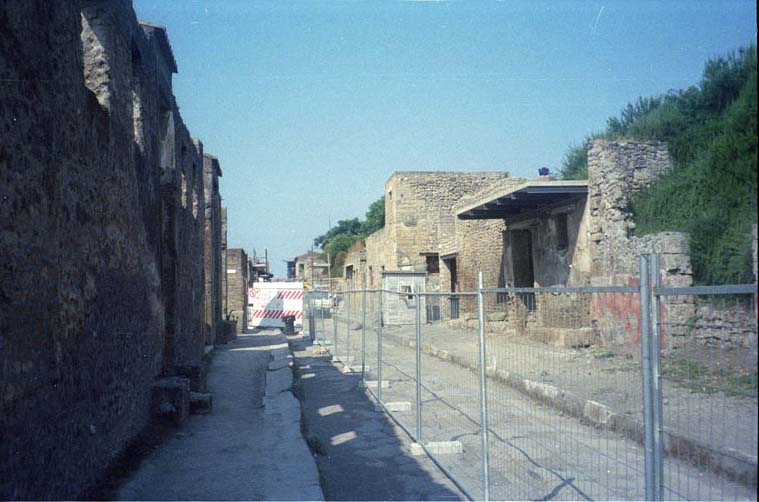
510, 229, 536, 310
443, 257, 459, 320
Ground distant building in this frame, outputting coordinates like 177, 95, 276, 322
293, 250, 330, 289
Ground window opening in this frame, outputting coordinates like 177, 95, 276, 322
556, 213, 569, 250
425, 255, 439, 273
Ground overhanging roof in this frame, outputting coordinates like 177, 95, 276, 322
457, 180, 588, 222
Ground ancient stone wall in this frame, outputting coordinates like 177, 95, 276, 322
688, 300, 758, 349
0, 2, 215, 498
221, 207, 228, 316
587, 140, 693, 351
365, 227, 390, 289
384, 172, 509, 272
226, 249, 249, 334
203, 155, 223, 345
587, 140, 691, 287
170, 134, 207, 383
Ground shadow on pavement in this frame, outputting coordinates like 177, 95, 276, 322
289, 334, 465, 502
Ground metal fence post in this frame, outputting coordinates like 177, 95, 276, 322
320, 292, 325, 340
308, 294, 315, 341
640, 255, 656, 500
377, 289, 383, 403
650, 254, 664, 500
477, 272, 491, 501
415, 291, 422, 443
333, 296, 338, 356
361, 289, 366, 378
346, 292, 351, 367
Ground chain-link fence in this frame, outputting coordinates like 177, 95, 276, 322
303, 255, 758, 501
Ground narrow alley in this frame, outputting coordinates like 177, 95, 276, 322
2, 1, 757, 501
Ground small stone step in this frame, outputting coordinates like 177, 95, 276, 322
151, 376, 191, 424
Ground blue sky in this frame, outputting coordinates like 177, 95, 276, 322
133, 0, 756, 277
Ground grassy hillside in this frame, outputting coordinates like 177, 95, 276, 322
561, 45, 757, 284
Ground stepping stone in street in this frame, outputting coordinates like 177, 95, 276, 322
410, 441, 463, 456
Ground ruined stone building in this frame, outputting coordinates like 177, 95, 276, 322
449, 140, 691, 347
290, 250, 330, 288
1, 2, 227, 498
343, 172, 516, 323
341, 172, 516, 323
343, 143, 699, 340
344, 140, 754, 351
249, 253, 273, 283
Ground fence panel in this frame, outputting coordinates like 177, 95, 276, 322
480, 288, 647, 500
656, 289, 758, 500
375, 290, 420, 442
417, 293, 485, 500
309, 272, 757, 501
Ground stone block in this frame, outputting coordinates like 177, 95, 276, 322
175, 364, 207, 392
269, 357, 291, 371
385, 401, 412, 412
583, 400, 615, 427
151, 377, 191, 424
410, 441, 463, 456
362, 380, 390, 389
189, 392, 213, 414
331, 355, 355, 364
265, 368, 293, 396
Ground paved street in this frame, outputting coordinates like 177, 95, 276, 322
116, 331, 323, 501
313, 315, 757, 501
289, 334, 466, 501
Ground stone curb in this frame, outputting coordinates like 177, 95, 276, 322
263, 337, 325, 501
385, 331, 757, 487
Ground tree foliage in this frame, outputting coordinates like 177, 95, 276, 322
560, 44, 757, 284
362, 197, 385, 235
314, 196, 386, 275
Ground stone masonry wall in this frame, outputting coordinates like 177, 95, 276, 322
0, 2, 214, 498
587, 140, 693, 351
221, 207, 228, 316
226, 248, 248, 334
365, 227, 390, 290
588, 139, 690, 287
384, 172, 509, 271
203, 154, 222, 345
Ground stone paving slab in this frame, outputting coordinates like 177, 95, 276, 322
116, 331, 323, 501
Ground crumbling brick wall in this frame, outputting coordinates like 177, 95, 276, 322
0, 1, 214, 498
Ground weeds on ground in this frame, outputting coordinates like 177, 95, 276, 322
663, 357, 758, 398
590, 349, 616, 359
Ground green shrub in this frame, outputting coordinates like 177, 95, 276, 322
561, 45, 757, 284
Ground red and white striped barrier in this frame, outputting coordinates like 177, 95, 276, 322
277, 290, 304, 300
247, 282, 304, 328
250, 310, 303, 319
